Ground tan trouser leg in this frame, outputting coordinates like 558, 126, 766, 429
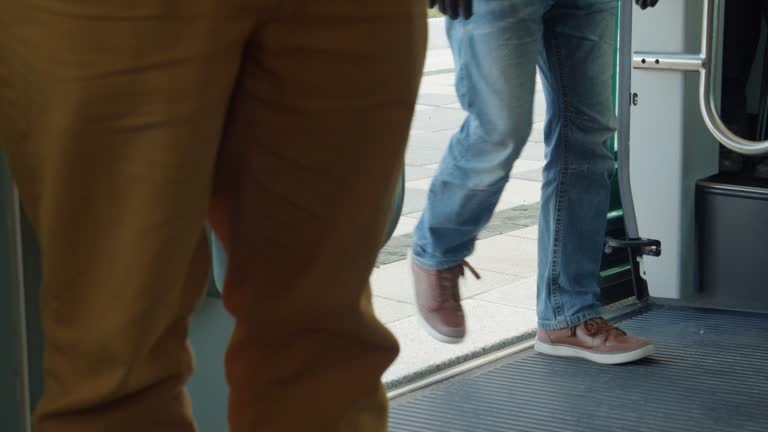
0, 1, 425, 431
209, 3, 426, 431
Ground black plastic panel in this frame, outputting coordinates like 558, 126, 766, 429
696, 175, 768, 311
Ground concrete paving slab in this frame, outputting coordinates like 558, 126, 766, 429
405, 145, 447, 166
392, 217, 419, 237
423, 49, 454, 72
520, 141, 546, 161
402, 187, 429, 214
376, 234, 413, 267
407, 129, 454, 151
405, 177, 432, 190
383, 299, 537, 387
410, 107, 466, 134
404, 165, 436, 182
497, 178, 542, 210
484, 203, 540, 235
512, 160, 545, 174
417, 92, 459, 107
505, 225, 539, 240
510, 169, 544, 182
476, 276, 538, 311
469, 235, 538, 277
372, 296, 415, 325
534, 91, 547, 123
530, 121, 545, 143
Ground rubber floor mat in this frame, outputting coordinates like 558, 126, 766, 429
389, 306, 768, 432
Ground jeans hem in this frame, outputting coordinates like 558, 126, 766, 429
537, 310, 602, 330
412, 254, 465, 271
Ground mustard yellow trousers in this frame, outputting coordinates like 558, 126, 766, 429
0, 1, 426, 430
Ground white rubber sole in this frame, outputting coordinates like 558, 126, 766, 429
416, 313, 465, 344
534, 340, 656, 365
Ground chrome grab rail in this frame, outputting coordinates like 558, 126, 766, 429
633, 0, 768, 156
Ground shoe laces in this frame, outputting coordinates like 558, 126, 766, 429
580, 317, 627, 337
435, 261, 480, 304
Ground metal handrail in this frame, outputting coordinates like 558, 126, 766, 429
633, 0, 768, 156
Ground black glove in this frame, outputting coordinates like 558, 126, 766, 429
635, 0, 659, 10
428, 0, 473, 20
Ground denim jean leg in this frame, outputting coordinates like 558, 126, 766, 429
536, 0, 619, 329
412, 0, 549, 270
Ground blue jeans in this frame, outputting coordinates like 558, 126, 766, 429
412, 0, 618, 330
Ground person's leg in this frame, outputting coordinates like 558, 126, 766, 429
536, 0, 617, 329
206, 1, 426, 431
535, 0, 618, 331
0, 2, 248, 431
412, 1, 549, 270
534, 0, 653, 364
410, 0, 549, 342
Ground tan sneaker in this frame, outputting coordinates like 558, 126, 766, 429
412, 260, 480, 344
535, 317, 655, 364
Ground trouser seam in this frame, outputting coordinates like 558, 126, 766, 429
546, 31, 571, 322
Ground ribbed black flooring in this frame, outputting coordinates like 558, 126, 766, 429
389, 306, 768, 432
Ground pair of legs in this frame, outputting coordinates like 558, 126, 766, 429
414, 0, 618, 330
412, 0, 654, 364
0, 1, 425, 431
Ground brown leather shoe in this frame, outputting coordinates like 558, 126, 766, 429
535, 317, 655, 364
412, 260, 480, 344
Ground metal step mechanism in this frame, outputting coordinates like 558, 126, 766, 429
389, 305, 768, 432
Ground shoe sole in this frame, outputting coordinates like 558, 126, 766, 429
416, 312, 465, 344
534, 340, 655, 365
